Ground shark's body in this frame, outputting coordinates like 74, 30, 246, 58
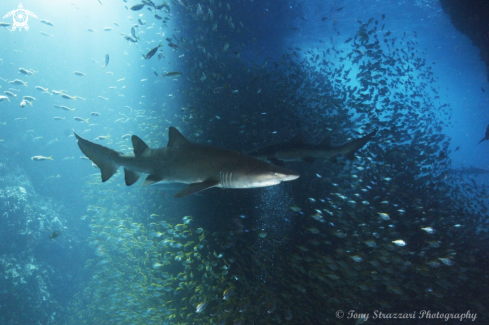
448, 166, 489, 176
247, 130, 377, 164
478, 124, 489, 144
74, 127, 299, 198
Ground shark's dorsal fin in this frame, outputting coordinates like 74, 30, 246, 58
131, 135, 150, 156
168, 127, 189, 147
175, 179, 220, 198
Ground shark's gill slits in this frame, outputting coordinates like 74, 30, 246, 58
219, 170, 233, 188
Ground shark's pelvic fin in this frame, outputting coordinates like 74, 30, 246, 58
168, 127, 190, 147
142, 174, 165, 186
175, 179, 220, 198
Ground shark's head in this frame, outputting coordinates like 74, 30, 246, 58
222, 162, 300, 188
251, 170, 299, 187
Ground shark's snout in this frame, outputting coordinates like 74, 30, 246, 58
283, 172, 300, 181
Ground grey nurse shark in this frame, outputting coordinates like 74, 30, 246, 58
247, 129, 377, 164
74, 127, 299, 198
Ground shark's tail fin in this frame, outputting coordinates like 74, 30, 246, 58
478, 137, 486, 144
74, 131, 122, 182
342, 129, 378, 160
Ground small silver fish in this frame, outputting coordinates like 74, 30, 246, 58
102, 54, 109, 69
31, 155, 53, 161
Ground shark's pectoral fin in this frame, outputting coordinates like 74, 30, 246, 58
269, 157, 285, 166
124, 168, 141, 186
303, 157, 316, 163
142, 174, 165, 186
174, 179, 220, 198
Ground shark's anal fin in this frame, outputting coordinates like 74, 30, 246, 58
142, 174, 164, 186
303, 157, 316, 163
131, 135, 150, 156
100, 163, 118, 182
175, 179, 220, 198
124, 168, 141, 186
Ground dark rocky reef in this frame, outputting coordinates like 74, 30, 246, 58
440, 0, 489, 82
0, 159, 87, 324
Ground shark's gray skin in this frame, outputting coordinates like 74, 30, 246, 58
478, 124, 489, 144
247, 130, 377, 164
74, 127, 299, 198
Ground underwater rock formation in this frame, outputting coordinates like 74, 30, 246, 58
0, 159, 86, 324
440, 0, 489, 82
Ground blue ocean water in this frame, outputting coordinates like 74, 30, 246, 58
0, 0, 488, 324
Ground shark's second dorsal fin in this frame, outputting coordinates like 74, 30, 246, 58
168, 127, 189, 147
132, 135, 150, 157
